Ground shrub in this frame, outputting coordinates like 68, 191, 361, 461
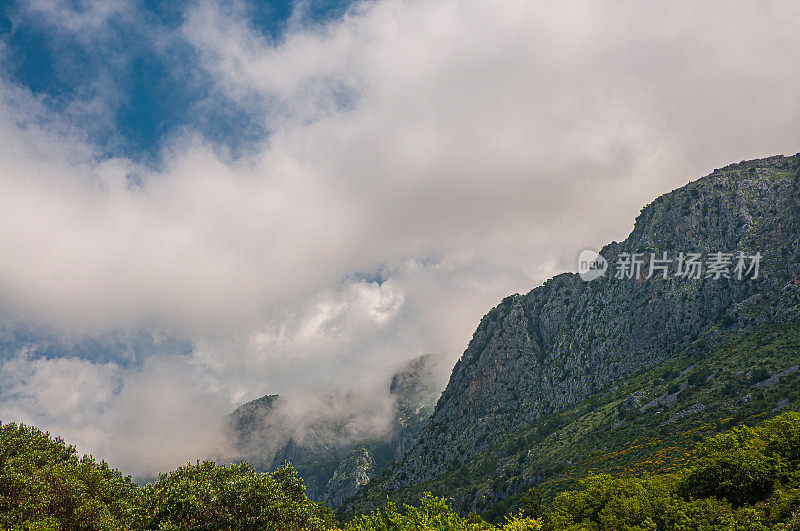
0, 422, 142, 530
142, 460, 331, 531
687, 368, 712, 387
749, 367, 771, 385
677, 422, 788, 507
346, 493, 540, 530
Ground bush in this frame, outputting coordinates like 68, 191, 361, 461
345, 493, 540, 530
678, 438, 780, 507
676, 419, 800, 507
761, 412, 800, 465
142, 460, 331, 531
749, 367, 771, 385
0, 422, 142, 530
687, 368, 712, 387
545, 474, 679, 530
521, 487, 543, 518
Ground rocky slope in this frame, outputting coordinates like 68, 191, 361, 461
344, 153, 800, 516
321, 353, 443, 506
228, 353, 442, 504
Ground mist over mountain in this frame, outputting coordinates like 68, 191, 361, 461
2, 153, 800, 529
228, 354, 444, 504
342, 153, 800, 517
2, 0, 800, 499
215, 154, 800, 519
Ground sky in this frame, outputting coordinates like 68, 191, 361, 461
0, 0, 799, 478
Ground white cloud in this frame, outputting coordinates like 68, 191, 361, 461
0, 353, 119, 425
0, 0, 799, 477
0, 351, 234, 477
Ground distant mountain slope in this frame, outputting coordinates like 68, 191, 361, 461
344, 153, 800, 517
228, 393, 281, 455
228, 354, 442, 504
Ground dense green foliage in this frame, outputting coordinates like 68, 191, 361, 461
142, 461, 333, 530
541, 412, 800, 529
345, 493, 540, 530
347, 321, 800, 520
2, 370, 800, 530
0, 422, 332, 530
0, 422, 141, 530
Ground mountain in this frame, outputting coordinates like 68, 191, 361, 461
228, 353, 442, 504
322, 353, 443, 507
343, 153, 800, 519
229, 394, 281, 430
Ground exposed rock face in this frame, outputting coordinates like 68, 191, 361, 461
230, 394, 281, 432
324, 446, 376, 508
389, 354, 442, 460
349, 154, 800, 510
317, 353, 442, 505
228, 354, 442, 504
228, 394, 283, 470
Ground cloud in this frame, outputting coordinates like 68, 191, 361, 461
0, 352, 234, 477
0, 0, 799, 477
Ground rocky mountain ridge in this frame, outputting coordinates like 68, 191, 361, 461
343, 153, 800, 516
228, 353, 442, 505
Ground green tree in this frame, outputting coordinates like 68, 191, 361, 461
345, 492, 540, 530
521, 487, 543, 519
0, 422, 141, 530
142, 460, 331, 530
678, 425, 781, 506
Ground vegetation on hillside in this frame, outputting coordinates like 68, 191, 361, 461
3, 409, 800, 529
3, 319, 800, 530
0, 422, 142, 530
345, 321, 800, 520
540, 411, 800, 530
0, 422, 332, 530
349, 411, 800, 530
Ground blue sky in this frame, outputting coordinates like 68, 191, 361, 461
0, 0, 355, 162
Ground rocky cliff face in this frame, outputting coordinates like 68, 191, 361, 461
320, 353, 443, 506
228, 353, 442, 504
323, 445, 377, 507
347, 154, 800, 512
388, 354, 443, 460
227, 394, 284, 471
